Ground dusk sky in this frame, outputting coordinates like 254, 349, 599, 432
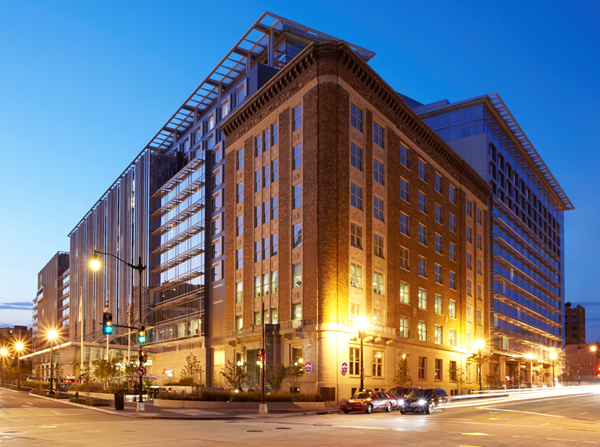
1, 1, 598, 341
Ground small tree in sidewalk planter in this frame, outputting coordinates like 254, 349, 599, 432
393, 354, 413, 386
266, 363, 286, 394
180, 353, 204, 386
220, 360, 247, 392
284, 363, 304, 393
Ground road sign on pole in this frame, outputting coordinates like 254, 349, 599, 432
136, 366, 147, 376
341, 362, 348, 375
305, 362, 313, 373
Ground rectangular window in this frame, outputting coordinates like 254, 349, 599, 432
349, 347, 360, 375
467, 306, 473, 324
435, 233, 442, 254
373, 271, 384, 295
435, 264, 442, 284
236, 148, 244, 170
435, 172, 442, 193
292, 104, 302, 131
236, 316, 243, 334
466, 363, 472, 382
234, 83, 245, 106
263, 164, 270, 188
467, 226, 472, 243
374, 121, 384, 147
373, 233, 384, 258
418, 223, 427, 245
435, 358, 442, 379
467, 279, 472, 296
255, 276, 261, 298
477, 234, 482, 250
373, 351, 383, 377
435, 294, 442, 314
477, 309, 482, 326
263, 273, 270, 296
255, 169, 261, 192
372, 308, 384, 327
418, 255, 426, 277
271, 196, 279, 220
293, 303, 302, 321
399, 317, 409, 337
400, 178, 409, 202
418, 159, 426, 182
418, 191, 427, 213
435, 327, 443, 346
477, 284, 482, 300
449, 271, 456, 290
449, 184, 456, 204
263, 237, 270, 260
466, 199, 472, 217
449, 213, 456, 232
435, 203, 442, 223
449, 329, 457, 348
477, 208, 482, 224
236, 214, 243, 237
255, 134, 262, 157
351, 223, 363, 249
271, 159, 279, 183
449, 300, 456, 319
254, 240, 261, 263
418, 288, 427, 309
351, 183, 363, 210
449, 242, 456, 262
271, 270, 278, 294
236, 182, 243, 204
350, 103, 363, 132
271, 122, 278, 145
418, 322, 427, 342
400, 143, 409, 167
263, 200, 270, 223
399, 282, 409, 304
236, 282, 243, 303
262, 128, 270, 153
418, 356, 426, 379
400, 212, 409, 236
350, 142, 363, 171
293, 183, 302, 209
350, 262, 363, 289
293, 223, 302, 248
467, 253, 472, 270
236, 248, 243, 270
374, 196, 384, 221
400, 246, 409, 270
374, 159, 384, 185
292, 143, 302, 170
292, 263, 302, 288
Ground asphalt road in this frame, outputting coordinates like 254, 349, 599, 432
1, 387, 600, 446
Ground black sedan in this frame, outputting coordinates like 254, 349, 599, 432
398, 388, 449, 414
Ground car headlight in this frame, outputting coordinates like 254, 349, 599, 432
418, 399, 427, 406
398, 399, 404, 405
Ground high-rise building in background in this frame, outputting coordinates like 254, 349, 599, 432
565, 304, 586, 345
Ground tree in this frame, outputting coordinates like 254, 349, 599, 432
122, 363, 138, 392
450, 365, 466, 394
180, 353, 203, 386
486, 363, 502, 388
285, 362, 304, 392
92, 359, 120, 387
393, 354, 413, 386
266, 363, 286, 393
220, 360, 247, 391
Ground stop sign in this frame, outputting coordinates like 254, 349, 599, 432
341, 362, 348, 375
305, 361, 313, 373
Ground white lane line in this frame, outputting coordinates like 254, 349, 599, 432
581, 412, 589, 415
51, 411, 61, 415
540, 423, 549, 426
26, 402, 33, 405
480, 408, 566, 418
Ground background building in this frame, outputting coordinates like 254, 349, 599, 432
0, 325, 32, 350
565, 304, 585, 345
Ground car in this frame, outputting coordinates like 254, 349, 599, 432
387, 386, 421, 406
340, 390, 396, 414
398, 388, 449, 414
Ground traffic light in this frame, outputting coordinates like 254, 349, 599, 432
257, 349, 265, 362
137, 326, 146, 344
138, 349, 147, 363
102, 312, 113, 335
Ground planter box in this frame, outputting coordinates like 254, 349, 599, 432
154, 399, 324, 410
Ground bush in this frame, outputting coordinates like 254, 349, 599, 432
156, 391, 322, 402
69, 398, 110, 407
70, 382, 104, 392
30, 390, 70, 399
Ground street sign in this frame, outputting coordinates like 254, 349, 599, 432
136, 366, 147, 376
341, 362, 348, 375
305, 361, 313, 373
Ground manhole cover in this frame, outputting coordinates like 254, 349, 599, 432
246, 430, 263, 433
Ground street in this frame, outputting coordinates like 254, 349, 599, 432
1, 387, 600, 446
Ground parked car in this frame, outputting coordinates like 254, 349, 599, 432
340, 391, 396, 414
387, 386, 421, 406
398, 388, 449, 414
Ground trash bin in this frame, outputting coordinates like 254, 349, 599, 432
114, 393, 125, 411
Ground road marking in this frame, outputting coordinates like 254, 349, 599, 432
462, 433, 490, 436
581, 412, 589, 415
540, 423, 549, 426
477, 408, 566, 419
26, 402, 33, 405
51, 411, 61, 415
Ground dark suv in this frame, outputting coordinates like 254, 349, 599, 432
398, 388, 449, 414
387, 386, 421, 407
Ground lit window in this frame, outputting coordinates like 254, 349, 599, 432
418, 288, 427, 309
373, 271, 384, 295
350, 263, 363, 288
351, 223, 363, 249
435, 294, 442, 314
418, 322, 427, 342
435, 326, 443, 345
236, 282, 243, 303
449, 300, 456, 319
292, 263, 302, 288
399, 317, 409, 337
255, 276, 261, 298
399, 282, 409, 304
449, 329, 457, 347
350, 347, 360, 375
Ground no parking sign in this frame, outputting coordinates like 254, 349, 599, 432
305, 361, 313, 373
341, 362, 348, 375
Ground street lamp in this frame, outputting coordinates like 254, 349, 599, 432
355, 316, 369, 392
15, 342, 24, 388
525, 353, 534, 387
1, 347, 7, 386
474, 339, 484, 392
48, 329, 58, 395
90, 250, 146, 411
549, 351, 557, 388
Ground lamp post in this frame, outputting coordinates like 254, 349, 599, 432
474, 339, 484, 392
355, 316, 369, 392
15, 342, 24, 388
91, 250, 146, 411
1, 347, 7, 386
549, 351, 557, 388
48, 329, 58, 395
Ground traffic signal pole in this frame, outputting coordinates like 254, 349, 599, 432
260, 300, 267, 414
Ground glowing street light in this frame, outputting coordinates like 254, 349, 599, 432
15, 342, 24, 388
354, 316, 369, 392
0, 347, 8, 386
474, 339, 484, 392
549, 351, 557, 387
48, 329, 58, 395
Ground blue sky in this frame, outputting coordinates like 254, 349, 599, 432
1, 1, 598, 340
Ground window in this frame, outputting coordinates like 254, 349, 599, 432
435, 294, 442, 314
449, 329, 457, 348
467, 253, 472, 270
435, 324, 444, 346
373, 271, 384, 295
477, 234, 482, 250
449, 360, 457, 380
418, 322, 427, 342
374, 196, 384, 221
263, 273, 270, 296
399, 282, 409, 304
467, 279, 472, 296
271, 122, 278, 145
418, 356, 427, 379
477, 284, 482, 300
467, 226, 472, 243
221, 98, 230, 117
292, 263, 302, 288
255, 134, 262, 157
435, 172, 442, 193
236, 282, 243, 303
418, 159, 426, 181
234, 83, 245, 106
373, 351, 383, 377
272, 196, 279, 219
255, 169, 261, 192
449, 184, 456, 204
236, 214, 243, 237
262, 128, 270, 153
374, 159, 384, 185
466, 199, 472, 217
292, 143, 302, 170
255, 276, 261, 298
236, 248, 243, 270
466, 363, 472, 382
399, 317, 409, 337
263, 200, 270, 224
418, 191, 427, 213
435, 264, 442, 284
254, 240, 261, 263
400, 246, 409, 270
477, 309, 482, 326
400, 143, 409, 167
236, 182, 243, 204
293, 303, 302, 321
372, 309, 384, 327
236, 316, 243, 334
400, 178, 409, 202
449, 271, 456, 290
449, 242, 456, 262
271, 159, 279, 183
477, 208, 482, 224
236, 148, 244, 170
211, 215, 222, 234
293, 183, 302, 209
373, 233, 384, 258
400, 212, 409, 236
467, 306, 473, 324
350, 347, 360, 375
292, 104, 302, 131
350, 142, 363, 171
350, 223, 363, 249
435, 233, 442, 254
435, 203, 442, 223
418, 255, 426, 277
435, 358, 442, 379
374, 121, 384, 147
263, 164, 270, 188
418, 223, 427, 245
350, 263, 363, 288
350, 103, 362, 131
449, 213, 456, 232
351, 183, 363, 210
293, 223, 302, 248
418, 288, 427, 309
271, 234, 278, 256
449, 300, 456, 319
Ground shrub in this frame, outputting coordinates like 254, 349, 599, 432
156, 390, 322, 402
69, 398, 110, 407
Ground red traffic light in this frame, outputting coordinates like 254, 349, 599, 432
257, 349, 265, 361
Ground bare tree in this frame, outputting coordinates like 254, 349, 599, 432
180, 353, 204, 386
220, 360, 247, 391
266, 363, 286, 393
